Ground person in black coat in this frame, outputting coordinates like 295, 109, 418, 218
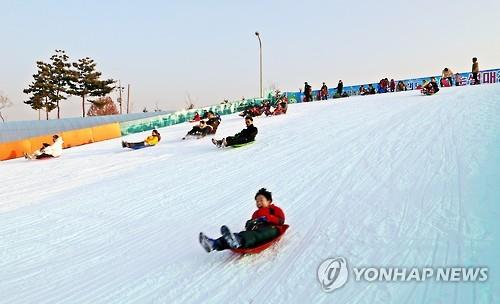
422, 78, 440, 95
212, 116, 258, 148
205, 111, 221, 134
182, 120, 213, 139
336, 80, 344, 96
304, 82, 312, 102
430, 77, 440, 93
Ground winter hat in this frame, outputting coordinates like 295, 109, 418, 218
255, 188, 272, 202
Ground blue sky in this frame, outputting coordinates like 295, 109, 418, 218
1, 0, 499, 120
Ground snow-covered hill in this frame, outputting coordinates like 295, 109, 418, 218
1, 84, 499, 303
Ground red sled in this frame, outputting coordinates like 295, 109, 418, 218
230, 224, 290, 255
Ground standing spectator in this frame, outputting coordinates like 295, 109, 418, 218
320, 82, 328, 100
472, 57, 480, 85
336, 80, 344, 97
304, 82, 312, 102
455, 73, 462, 86
390, 79, 396, 92
441, 68, 454, 86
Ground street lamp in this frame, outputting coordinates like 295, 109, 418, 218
116, 80, 125, 114
255, 31, 263, 98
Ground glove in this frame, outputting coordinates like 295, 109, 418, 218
245, 216, 267, 231
256, 216, 267, 223
245, 219, 257, 230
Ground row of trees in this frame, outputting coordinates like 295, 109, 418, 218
23, 50, 115, 119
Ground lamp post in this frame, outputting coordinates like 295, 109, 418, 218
117, 80, 125, 114
255, 31, 263, 98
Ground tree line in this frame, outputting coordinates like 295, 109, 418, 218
23, 50, 115, 119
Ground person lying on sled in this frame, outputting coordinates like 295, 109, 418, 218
199, 188, 286, 252
122, 129, 161, 149
182, 120, 213, 140
421, 77, 440, 95
24, 134, 64, 160
211, 116, 257, 148
274, 98, 288, 115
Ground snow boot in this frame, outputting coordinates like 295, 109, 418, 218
24, 153, 36, 160
199, 232, 216, 253
212, 138, 223, 148
221, 225, 241, 249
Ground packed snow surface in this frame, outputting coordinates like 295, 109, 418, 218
1, 84, 499, 303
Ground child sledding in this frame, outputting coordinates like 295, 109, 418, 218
182, 120, 212, 140
199, 188, 288, 254
421, 77, 440, 96
238, 102, 271, 118
212, 116, 257, 148
24, 134, 64, 160
122, 129, 161, 149
266, 96, 288, 116
189, 112, 201, 122
183, 111, 221, 140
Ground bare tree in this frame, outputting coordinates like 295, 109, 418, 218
0, 92, 13, 122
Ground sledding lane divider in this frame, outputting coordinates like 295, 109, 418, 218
0, 122, 121, 161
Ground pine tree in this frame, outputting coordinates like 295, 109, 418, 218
69, 57, 115, 117
49, 50, 72, 119
23, 61, 57, 120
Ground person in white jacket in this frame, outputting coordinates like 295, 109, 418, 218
24, 134, 64, 159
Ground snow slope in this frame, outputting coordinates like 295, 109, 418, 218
1, 84, 499, 304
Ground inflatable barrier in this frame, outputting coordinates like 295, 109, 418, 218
0, 122, 121, 161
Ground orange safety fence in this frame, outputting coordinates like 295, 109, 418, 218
91, 123, 121, 142
0, 122, 121, 161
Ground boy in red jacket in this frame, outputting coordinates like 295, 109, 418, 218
199, 188, 286, 252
